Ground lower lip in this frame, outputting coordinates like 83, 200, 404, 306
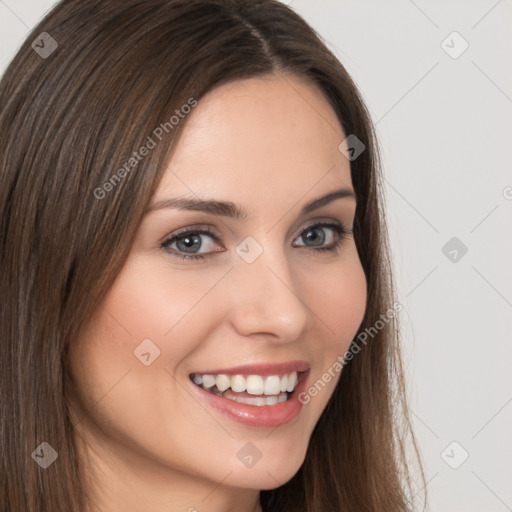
190, 372, 309, 428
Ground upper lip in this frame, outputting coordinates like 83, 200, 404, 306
191, 360, 310, 377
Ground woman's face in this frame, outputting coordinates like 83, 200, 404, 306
69, 74, 367, 500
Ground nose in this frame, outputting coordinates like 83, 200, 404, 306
226, 244, 310, 343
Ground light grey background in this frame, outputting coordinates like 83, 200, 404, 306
1, 1, 511, 510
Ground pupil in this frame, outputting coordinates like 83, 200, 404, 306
177, 234, 201, 252
304, 227, 325, 246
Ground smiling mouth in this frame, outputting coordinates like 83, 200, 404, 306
189, 371, 300, 406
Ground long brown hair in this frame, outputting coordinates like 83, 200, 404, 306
0, 1, 425, 510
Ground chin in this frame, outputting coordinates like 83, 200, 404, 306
226, 442, 308, 490
227, 463, 303, 491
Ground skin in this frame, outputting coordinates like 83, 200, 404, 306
68, 73, 367, 512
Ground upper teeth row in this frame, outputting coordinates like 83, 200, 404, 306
191, 372, 299, 395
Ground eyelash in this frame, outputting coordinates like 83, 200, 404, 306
161, 222, 352, 261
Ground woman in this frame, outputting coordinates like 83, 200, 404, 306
0, 0, 425, 511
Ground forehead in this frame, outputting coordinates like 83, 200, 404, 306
155, 74, 353, 207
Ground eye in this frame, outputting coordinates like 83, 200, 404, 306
161, 222, 351, 261
292, 222, 349, 252
161, 227, 221, 260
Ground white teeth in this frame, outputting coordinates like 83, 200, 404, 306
286, 371, 298, 392
265, 395, 278, 405
264, 375, 281, 395
231, 374, 246, 393
191, 371, 300, 396
215, 374, 231, 392
279, 374, 288, 393
202, 374, 216, 389
224, 392, 288, 406
246, 375, 264, 395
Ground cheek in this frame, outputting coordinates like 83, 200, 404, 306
297, 245, 367, 408
83, 257, 230, 365
67, 255, 231, 418
102, 256, 220, 341
306, 246, 367, 352
67, 258, 228, 470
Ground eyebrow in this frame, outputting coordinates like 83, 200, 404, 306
146, 187, 355, 220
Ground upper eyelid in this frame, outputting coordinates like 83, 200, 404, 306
166, 225, 219, 240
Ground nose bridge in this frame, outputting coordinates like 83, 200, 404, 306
227, 237, 309, 341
